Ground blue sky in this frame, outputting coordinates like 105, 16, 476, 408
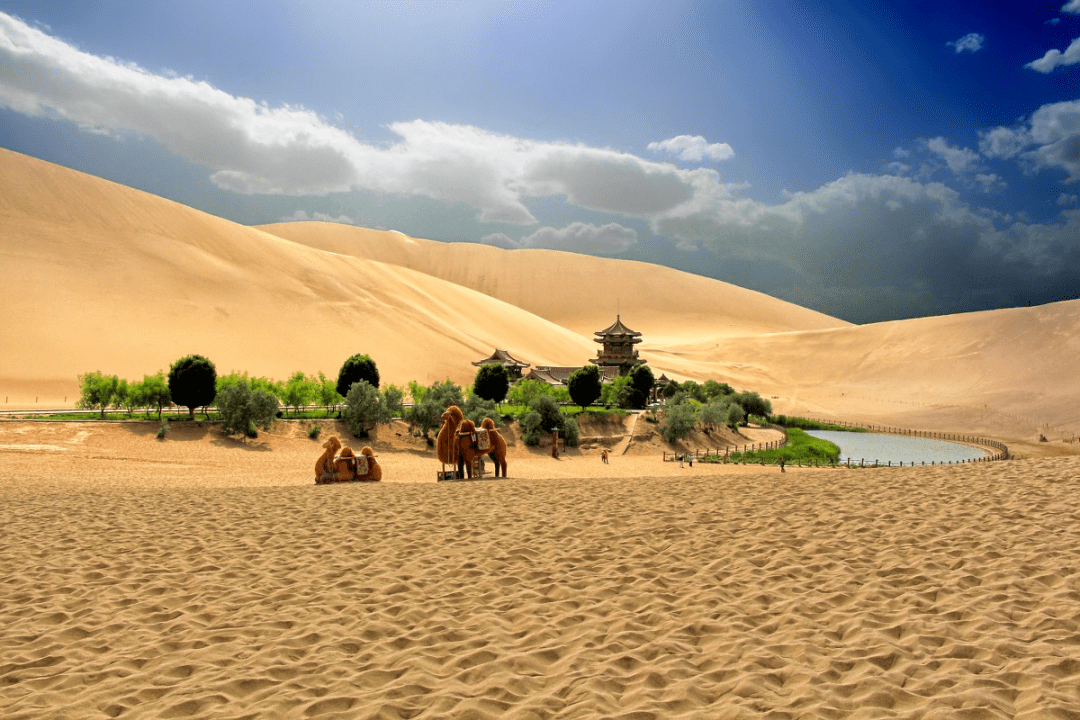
1, 0, 1078, 323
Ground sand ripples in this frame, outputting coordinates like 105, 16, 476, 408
4, 459, 1080, 718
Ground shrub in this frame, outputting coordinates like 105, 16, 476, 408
336, 354, 380, 397
156, 420, 169, 439
726, 403, 745, 430
217, 381, 279, 437
567, 365, 602, 411
342, 380, 388, 438
404, 379, 465, 437
473, 364, 510, 404
660, 402, 698, 443
381, 384, 405, 419
463, 395, 502, 427
562, 416, 579, 448
521, 411, 544, 446
168, 354, 217, 419
703, 380, 734, 399
308, 424, 322, 439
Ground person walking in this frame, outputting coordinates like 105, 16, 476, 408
780, 456, 786, 473
679, 454, 684, 468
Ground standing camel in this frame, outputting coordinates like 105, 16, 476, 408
455, 417, 508, 478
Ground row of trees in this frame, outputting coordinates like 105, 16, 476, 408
79, 351, 768, 447
658, 387, 773, 443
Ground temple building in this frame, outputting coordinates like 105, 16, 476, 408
474, 316, 647, 387
471, 349, 530, 379
589, 315, 645, 376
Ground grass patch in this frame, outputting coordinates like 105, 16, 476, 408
774, 415, 867, 432
701, 428, 841, 465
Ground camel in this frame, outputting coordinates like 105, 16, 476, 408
437, 405, 465, 469
316, 435, 343, 482
455, 417, 508, 479
315, 435, 382, 483
480, 417, 508, 478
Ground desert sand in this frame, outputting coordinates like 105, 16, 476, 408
4, 148, 1080, 717
3, 420, 1080, 719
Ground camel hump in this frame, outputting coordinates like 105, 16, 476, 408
481, 417, 496, 430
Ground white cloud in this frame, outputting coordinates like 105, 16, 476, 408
481, 222, 638, 254
0, 12, 734, 226
280, 210, 358, 225
647, 135, 734, 162
979, 126, 1029, 159
926, 137, 980, 174
1025, 37, 1080, 73
1058, 192, 1079, 206
979, 99, 1080, 180
947, 33, 985, 53
1065, 0, 1080, 14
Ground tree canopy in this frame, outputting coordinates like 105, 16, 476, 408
473, 363, 510, 404
336, 354, 380, 398
567, 365, 602, 411
168, 354, 217, 419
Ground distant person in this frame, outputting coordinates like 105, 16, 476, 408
679, 454, 684, 468
688, 454, 693, 468
601, 449, 609, 464
779, 456, 786, 473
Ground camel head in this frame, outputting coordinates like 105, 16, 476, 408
441, 405, 464, 427
322, 435, 342, 452
480, 417, 496, 431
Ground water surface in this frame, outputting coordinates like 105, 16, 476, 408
805, 430, 989, 466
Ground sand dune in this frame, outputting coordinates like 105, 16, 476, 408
257, 220, 850, 343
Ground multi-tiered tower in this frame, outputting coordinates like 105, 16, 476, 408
589, 315, 645, 376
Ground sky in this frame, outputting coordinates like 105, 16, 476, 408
1, 0, 1078, 324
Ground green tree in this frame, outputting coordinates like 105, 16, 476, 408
140, 371, 171, 420
217, 381, 279, 437
660, 401, 698, 443
315, 371, 341, 416
281, 371, 316, 416
680, 380, 707, 403
381, 384, 405, 419
700, 398, 731, 429
703, 380, 734, 399
726, 402, 746, 430
405, 379, 464, 438
733, 391, 772, 421
342, 380, 389, 438
168, 354, 217, 419
473, 363, 510, 404
463, 394, 502, 427
629, 365, 655, 407
336, 354, 380, 398
114, 378, 132, 415
77, 371, 120, 418
567, 365, 603, 412
506, 378, 548, 408
661, 380, 681, 400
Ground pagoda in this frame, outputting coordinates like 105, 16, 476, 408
589, 315, 645, 376
472, 349, 530, 379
